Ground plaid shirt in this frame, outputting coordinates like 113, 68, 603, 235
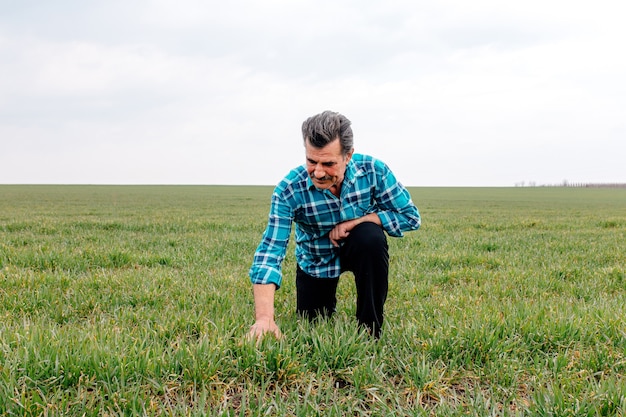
249, 154, 420, 288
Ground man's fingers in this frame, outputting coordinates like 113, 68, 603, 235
247, 322, 282, 343
247, 326, 262, 342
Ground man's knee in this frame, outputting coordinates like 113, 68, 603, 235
348, 222, 387, 252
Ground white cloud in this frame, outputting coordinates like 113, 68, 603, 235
1, 0, 625, 185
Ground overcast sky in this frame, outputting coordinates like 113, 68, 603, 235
1, 0, 624, 186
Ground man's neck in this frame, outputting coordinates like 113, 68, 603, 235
330, 180, 342, 197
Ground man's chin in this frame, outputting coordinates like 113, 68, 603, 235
313, 181, 332, 190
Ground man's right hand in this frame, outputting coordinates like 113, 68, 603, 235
249, 284, 281, 342
248, 318, 282, 341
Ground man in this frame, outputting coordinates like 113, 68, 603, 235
248, 110, 420, 339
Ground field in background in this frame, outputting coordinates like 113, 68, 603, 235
0, 185, 625, 416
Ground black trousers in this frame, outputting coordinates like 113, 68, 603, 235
296, 222, 389, 337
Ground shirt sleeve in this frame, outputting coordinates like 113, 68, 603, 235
374, 162, 421, 237
248, 188, 294, 289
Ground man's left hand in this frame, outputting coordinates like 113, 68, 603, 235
329, 220, 356, 247
329, 214, 382, 247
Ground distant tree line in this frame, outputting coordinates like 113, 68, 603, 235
515, 181, 626, 188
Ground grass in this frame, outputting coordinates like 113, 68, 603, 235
0, 185, 625, 416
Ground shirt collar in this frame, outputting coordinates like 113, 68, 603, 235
343, 157, 358, 187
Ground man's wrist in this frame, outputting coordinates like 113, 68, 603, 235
359, 213, 380, 225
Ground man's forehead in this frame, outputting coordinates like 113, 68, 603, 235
305, 139, 343, 160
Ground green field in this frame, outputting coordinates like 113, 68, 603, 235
1, 185, 625, 416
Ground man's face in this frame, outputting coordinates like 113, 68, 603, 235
305, 138, 353, 190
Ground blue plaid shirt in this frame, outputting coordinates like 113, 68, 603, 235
249, 154, 420, 288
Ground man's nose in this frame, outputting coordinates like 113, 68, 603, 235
314, 165, 325, 178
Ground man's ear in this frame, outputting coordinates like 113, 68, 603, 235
345, 148, 354, 162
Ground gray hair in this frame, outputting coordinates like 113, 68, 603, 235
301, 111, 354, 156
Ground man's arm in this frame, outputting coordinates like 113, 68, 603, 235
373, 164, 420, 237
248, 186, 295, 340
329, 213, 381, 247
248, 283, 282, 340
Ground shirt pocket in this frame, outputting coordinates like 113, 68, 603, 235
343, 187, 376, 218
